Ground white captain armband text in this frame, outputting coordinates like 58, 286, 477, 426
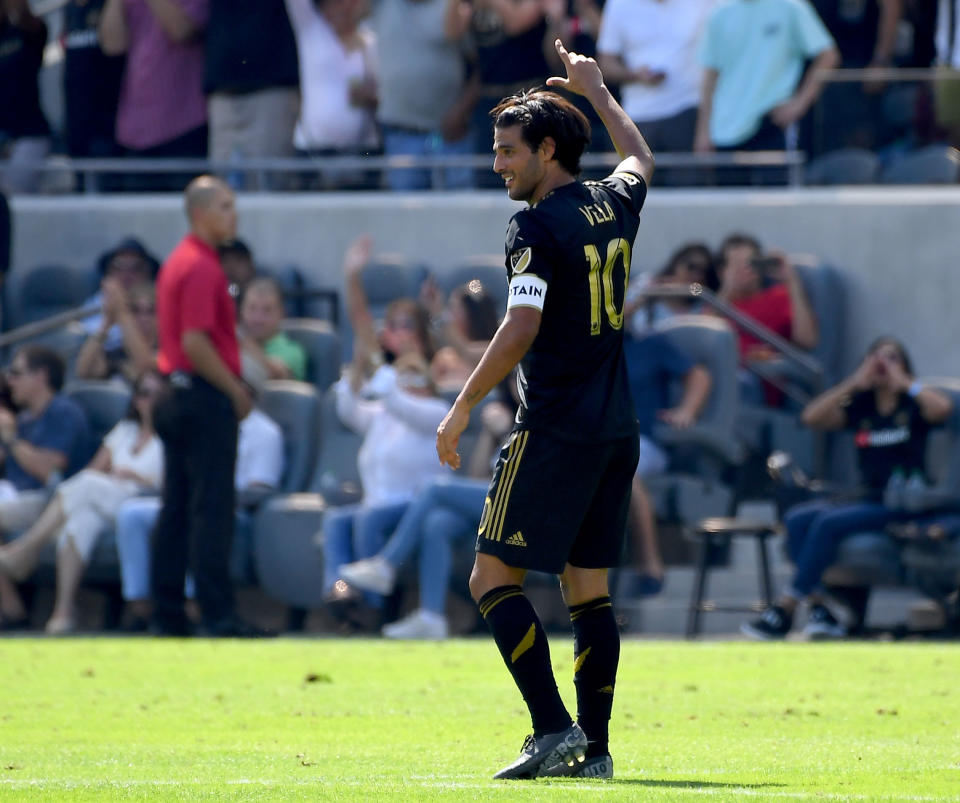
507, 274, 547, 311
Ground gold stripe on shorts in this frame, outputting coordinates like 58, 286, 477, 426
489, 430, 529, 543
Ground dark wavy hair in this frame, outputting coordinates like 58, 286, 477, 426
866, 336, 914, 377
451, 282, 499, 342
491, 89, 591, 176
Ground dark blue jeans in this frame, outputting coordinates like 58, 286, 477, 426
783, 498, 908, 597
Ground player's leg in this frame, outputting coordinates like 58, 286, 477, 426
545, 436, 638, 778
471, 430, 594, 778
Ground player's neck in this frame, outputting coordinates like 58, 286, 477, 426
529, 170, 575, 207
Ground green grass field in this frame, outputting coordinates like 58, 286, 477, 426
0, 637, 957, 801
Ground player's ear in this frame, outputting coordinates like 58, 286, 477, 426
539, 136, 557, 161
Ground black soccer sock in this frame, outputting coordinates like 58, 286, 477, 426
569, 595, 620, 758
478, 585, 572, 736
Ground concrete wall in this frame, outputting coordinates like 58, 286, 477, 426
11, 186, 960, 376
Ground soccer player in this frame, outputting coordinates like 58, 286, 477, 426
435, 40, 655, 780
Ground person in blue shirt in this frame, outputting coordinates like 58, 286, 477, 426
0, 344, 89, 628
623, 329, 711, 595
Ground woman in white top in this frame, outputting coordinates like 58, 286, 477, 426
0, 370, 165, 633
322, 237, 448, 624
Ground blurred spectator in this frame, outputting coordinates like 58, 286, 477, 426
936, 0, 960, 146
339, 397, 516, 640
811, 0, 902, 152
99, 0, 210, 188
595, 0, 714, 158
0, 370, 164, 633
425, 279, 500, 392
219, 239, 256, 300
82, 237, 159, 351
322, 238, 445, 627
625, 242, 717, 334
238, 276, 307, 382
75, 282, 157, 383
714, 233, 818, 405
205, 0, 300, 189
742, 337, 953, 640
151, 175, 255, 637
115, 403, 283, 632
621, 329, 712, 595
371, 0, 473, 190
63, 0, 125, 159
0, 345, 90, 629
543, 1, 608, 147
284, 0, 378, 187
695, 0, 838, 184
446, 0, 550, 184
0, 0, 51, 194
0, 188, 8, 285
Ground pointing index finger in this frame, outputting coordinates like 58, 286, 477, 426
554, 38, 570, 63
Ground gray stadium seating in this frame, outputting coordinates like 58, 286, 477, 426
279, 318, 342, 392
804, 148, 880, 185
3, 263, 97, 330
256, 380, 322, 495
880, 145, 960, 185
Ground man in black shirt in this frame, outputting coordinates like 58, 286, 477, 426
0, 0, 50, 193
63, 0, 125, 158
436, 40, 654, 781
204, 0, 299, 189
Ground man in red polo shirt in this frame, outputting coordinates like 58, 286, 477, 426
152, 174, 254, 637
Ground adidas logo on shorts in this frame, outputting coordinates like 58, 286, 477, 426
505, 531, 527, 547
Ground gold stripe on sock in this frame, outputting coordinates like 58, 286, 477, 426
479, 589, 524, 619
573, 646, 592, 674
510, 623, 536, 664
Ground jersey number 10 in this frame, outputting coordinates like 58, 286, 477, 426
585, 238, 631, 336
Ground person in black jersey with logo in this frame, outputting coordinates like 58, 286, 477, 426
436, 39, 654, 781
742, 336, 953, 641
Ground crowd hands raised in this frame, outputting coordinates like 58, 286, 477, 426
3, 0, 960, 193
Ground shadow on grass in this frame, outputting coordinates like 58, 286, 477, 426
551, 780, 785, 789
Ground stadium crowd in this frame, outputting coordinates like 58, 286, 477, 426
1, 0, 960, 191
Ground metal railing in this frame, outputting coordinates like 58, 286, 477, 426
642, 283, 824, 407
0, 151, 808, 194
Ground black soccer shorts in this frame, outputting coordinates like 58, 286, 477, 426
476, 428, 640, 574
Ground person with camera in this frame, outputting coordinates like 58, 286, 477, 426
714, 232, 818, 407
742, 337, 953, 640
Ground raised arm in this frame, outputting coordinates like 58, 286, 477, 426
545, 40, 654, 184
98, 0, 129, 56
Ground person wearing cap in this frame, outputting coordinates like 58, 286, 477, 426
81, 237, 159, 352
151, 175, 257, 637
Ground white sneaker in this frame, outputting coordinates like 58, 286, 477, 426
340, 556, 397, 595
382, 609, 449, 640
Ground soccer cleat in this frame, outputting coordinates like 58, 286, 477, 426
339, 557, 397, 596
803, 604, 846, 640
381, 609, 448, 640
740, 605, 792, 640
539, 753, 614, 779
493, 723, 587, 780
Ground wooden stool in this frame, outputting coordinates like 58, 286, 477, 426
685, 517, 781, 638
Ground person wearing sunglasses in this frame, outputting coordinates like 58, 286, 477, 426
0, 370, 164, 633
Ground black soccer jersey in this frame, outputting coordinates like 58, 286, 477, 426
503, 170, 647, 443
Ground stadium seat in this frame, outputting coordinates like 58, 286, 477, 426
360, 255, 430, 321
804, 148, 879, 185
3, 263, 97, 330
257, 380, 322, 494
63, 380, 131, 459
252, 386, 362, 610
880, 145, 960, 185
279, 318, 341, 392
436, 256, 509, 315
644, 316, 743, 528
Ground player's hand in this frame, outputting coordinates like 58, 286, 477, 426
230, 382, 254, 421
545, 40, 604, 99
436, 402, 470, 470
